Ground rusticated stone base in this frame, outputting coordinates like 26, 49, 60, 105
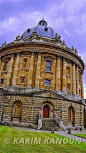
0, 87, 86, 130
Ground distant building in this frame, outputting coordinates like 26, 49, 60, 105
0, 18, 86, 130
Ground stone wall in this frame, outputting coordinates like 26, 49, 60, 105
0, 91, 84, 127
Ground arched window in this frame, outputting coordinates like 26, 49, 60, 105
12, 101, 22, 122
3, 61, 8, 71
22, 58, 27, 69
67, 67, 71, 77
68, 106, 75, 126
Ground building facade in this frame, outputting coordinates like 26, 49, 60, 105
0, 19, 86, 130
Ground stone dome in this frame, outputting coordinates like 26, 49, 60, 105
22, 18, 56, 39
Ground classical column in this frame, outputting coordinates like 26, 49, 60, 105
35, 53, 41, 89
56, 56, 60, 91
6, 55, 14, 86
12, 53, 20, 86
62, 58, 66, 91
81, 73, 84, 98
27, 52, 34, 87
76, 65, 79, 95
1, 60, 4, 72
72, 63, 76, 95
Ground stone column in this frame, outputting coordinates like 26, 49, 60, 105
81, 73, 84, 98
27, 52, 34, 87
35, 53, 41, 89
1, 60, 4, 72
0, 60, 4, 82
76, 65, 79, 95
72, 63, 76, 95
6, 55, 14, 86
56, 56, 60, 91
12, 53, 20, 86
62, 58, 66, 91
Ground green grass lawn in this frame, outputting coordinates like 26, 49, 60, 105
0, 126, 86, 153
72, 133, 86, 139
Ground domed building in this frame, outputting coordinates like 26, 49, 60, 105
0, 18, 86, 130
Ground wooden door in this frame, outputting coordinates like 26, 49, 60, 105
43, 105, 49, 118
68, 106, 75, 126
12, 102, 22, 122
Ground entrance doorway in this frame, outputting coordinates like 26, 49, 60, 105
43, 105, 49, 118
12, 101, 22, 122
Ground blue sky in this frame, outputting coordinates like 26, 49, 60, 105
0, 0, 86, 98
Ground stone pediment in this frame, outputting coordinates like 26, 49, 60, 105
34, 90, 63, 100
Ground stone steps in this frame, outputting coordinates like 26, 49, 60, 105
41, 118, 60, 131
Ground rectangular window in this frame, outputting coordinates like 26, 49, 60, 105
46, 60, 51, 71
1, 79, 5, 84
22, 58, 27, 70
20, 77, 25, 83
44, 79, 51, 86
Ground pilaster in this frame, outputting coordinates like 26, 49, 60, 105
72, 63, 76, 95
27, 52, 34, 87
6, 54, 14, 86
12, 53, 20, 86
35, 53, 41, 89
81, 73, 84, 98
76, 65, 79, 95
56, 56, 60, 91
62, 58, 66, 91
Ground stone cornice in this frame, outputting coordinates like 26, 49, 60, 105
0, 87, 85, 104
0, 41, 85, 71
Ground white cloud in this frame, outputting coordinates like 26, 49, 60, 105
0, 0, 86, 43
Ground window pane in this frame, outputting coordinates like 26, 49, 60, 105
45, 79, 50, 86
46, 60, 51, 71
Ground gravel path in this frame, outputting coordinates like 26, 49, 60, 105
12, 126, 86, 143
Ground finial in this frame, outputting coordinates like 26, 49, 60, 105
55, 33, 58, 37
72, 46, 74, 50
4, 41, 6, 45
75, 48, 78, 54
34, 28, 37, 32
16, 35, 20, 40
63, 40, 65, 44
21, 35, 23, 38
59, 35, 61, 39
1, 44, 4, 47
